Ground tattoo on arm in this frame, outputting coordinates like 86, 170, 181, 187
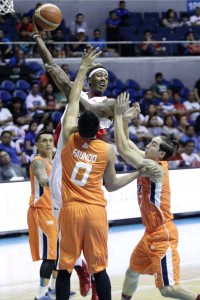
32, 160, 49, 187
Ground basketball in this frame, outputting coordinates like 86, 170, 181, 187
34, 3, 62, 31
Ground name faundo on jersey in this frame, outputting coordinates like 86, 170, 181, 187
72, 148, 97, 162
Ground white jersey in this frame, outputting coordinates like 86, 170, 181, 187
49, 91, 112, 215
80, 91, 113, 129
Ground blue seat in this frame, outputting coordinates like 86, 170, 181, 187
28, 62, 43, 73
112, 79, 125, 90
111, 88, 123, 98
125, 79, 141, 90
126, 88, 141, 100
143, 12, 160, 20
170, 78, 184, 92
51, 111, 63, 125
0, 90, 12, 104
119, 27, 136, 41
16, 79, 30, 91
180, 87, 190, 98
13, 89, 28, 101
107, 70, 117, 82
35, 69, 46, 78
0, 80, 16, 92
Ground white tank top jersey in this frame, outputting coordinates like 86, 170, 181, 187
49, 91, 113, 216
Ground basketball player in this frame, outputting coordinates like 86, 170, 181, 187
55, 47, 149, 300
114, 93, 200, 300
32, 17, 115, 138
27, 130, 57, 300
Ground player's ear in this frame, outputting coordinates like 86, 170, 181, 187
87, 78, 91, 85
158, 150, 165, 160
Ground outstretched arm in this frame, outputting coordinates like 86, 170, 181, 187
114, 93, 145, 169
32, 17, 72, 97
62, 47, 102, 147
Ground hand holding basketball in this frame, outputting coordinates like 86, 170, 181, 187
33, 3, 62, 32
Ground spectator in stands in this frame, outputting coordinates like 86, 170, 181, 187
162, 115, 181, 139
0, 150, 28, 181
89, 28, 118, 57
181, 31, 200, 55
158, 91, 174, 117
17, 28, 33, 57
140, 30, 167, 56
183, 91, 200, 123
25, 82, 50, 123
128, 116, 152, 150
190, 7, 200, 26
179, 125, 199, 153
168, 140, 185, 169
106, 10, 121, 51
69, 13, 88, 37
42, 119, 54, 133
23, 120, 38, 157
142, 103, 164, 127
26, 3, 42, 18
7, 49, 27, 67
139, 89, 160, 115
10, 97, 33, 126
113, 0, 131, 26
151, 72, 170, 99
173, 91, 187, 114
43, 83, 58, 109
0, 29, 13, 59
194, 77, 200, 102
69, 28, 89, 57
51, 29, 68, 58
0, 50, 6, 65
146, 115, 164, 137
39, 68, 56, 92
181, 140, 200, 167
0, 130, 25, 166
179, 13, 191, 27
17, 15, 34, 38
176, 115, 189, 137
0, 98, 13, 131
161, 9, 178, 28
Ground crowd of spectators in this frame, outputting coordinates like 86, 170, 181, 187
1, 1, 200, 59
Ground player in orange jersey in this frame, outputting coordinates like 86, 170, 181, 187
55, 48, 150, 300
27, 130, 57, 300
114, 93, 200, 300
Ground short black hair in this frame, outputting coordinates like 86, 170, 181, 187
36, 130, 53, 143
155, 72, 163, 78
1, 130, 12, 138
159, 136, 179, 160
78, 111, 100, 138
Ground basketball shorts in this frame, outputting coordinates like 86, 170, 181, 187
57, 204, 108, 274
130, 221, 180, 288
27, 206, 58, 261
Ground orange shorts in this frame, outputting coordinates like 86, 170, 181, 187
130, 221, 180, 288
27, 206, 58, 261
57, 204, 108, 274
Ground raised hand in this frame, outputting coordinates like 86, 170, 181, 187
123, 102, 141, 120
80, 47, 102, 70
115, 92, 130, 115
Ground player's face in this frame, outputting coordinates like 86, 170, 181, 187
145, 137, 163, 160
36, 134, 54, 155
90, 71, 109, 93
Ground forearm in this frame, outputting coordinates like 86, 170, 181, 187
69, 66, 88, 104
108, 170, 140, 192
80, 98, 114, 117
34, 35, 53, 65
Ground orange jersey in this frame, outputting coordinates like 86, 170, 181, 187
61, 132, 108, 207
29, 155, 52, 209
137, 161, 173, 231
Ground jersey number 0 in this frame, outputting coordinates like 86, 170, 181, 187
71, 161, 92, 187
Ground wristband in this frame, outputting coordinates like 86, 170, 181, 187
33, 34, 41, 40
